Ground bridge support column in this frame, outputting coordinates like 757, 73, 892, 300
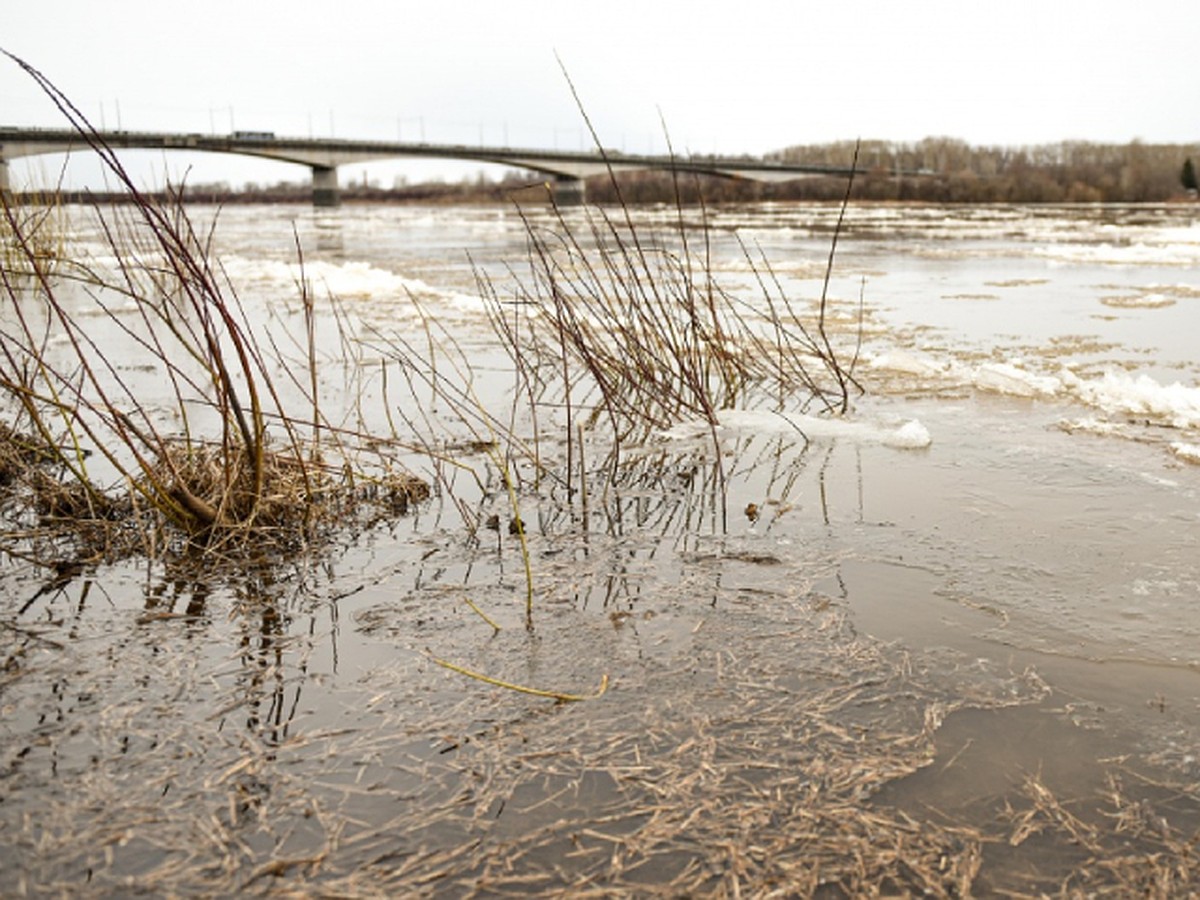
312, 165, 339, 207
551, 176, 585, 207
0, 157, 10, 196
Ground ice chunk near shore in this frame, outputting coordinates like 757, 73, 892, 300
866, 351, 950, 378
885, 419, 935, 449
1170, 443, 1200, 465
972, 362, 1061, 397
660, 409, 932, 449
870, 352, 1066, 400
1071, 372, 1200, 429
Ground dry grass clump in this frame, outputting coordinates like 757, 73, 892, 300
483, 196, 859, 447
347, 468, 432, 517
458, 153, 865, 505
0, 420, 135, 565
357, 112, 867, 643
144, 441, 330, 534
377, 164, 865, 552
0, 52, 428, 574
25, 465, 129, 522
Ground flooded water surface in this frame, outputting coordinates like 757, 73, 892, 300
4, 200, 1200, 895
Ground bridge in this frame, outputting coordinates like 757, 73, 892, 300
0, 126, 870, 207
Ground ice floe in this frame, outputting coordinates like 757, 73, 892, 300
663, 409, 932, 450
1170, 442, 1200, 465
1067, 371, 1200, 429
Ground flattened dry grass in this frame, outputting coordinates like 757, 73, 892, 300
14, 576, 1193, 899
0, 579, 985, 896
995, 770, 1200, 897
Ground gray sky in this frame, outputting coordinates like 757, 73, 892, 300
2, 0, 1195, 190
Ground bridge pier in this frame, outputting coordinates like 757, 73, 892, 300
312, 165, 339, 207
552, 176, 585, 207
0, 157, 10, 196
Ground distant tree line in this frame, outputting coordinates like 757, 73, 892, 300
176, 170, 549, 204
24, 139, 1199, 206
584, 138, 1200, 205
38, 171, 547, 206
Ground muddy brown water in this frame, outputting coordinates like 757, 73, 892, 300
3, 201, 1200, 895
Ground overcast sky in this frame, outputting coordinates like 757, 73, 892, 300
2, 0, 1195, 189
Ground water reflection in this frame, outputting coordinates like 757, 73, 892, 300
312, 214, 345, 257
381, 427, 865, 629
142, 574, 211, 622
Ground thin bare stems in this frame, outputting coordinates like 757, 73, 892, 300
0, 52, 428, 569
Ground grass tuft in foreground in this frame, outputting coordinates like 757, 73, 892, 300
0, 52, 428, 574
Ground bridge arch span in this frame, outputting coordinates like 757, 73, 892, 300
1, 126, 868, 207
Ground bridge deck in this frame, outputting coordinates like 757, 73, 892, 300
1, 126, 926, 205
0, 126, 863, 182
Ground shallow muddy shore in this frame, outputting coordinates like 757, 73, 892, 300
3, 201, 1200, 895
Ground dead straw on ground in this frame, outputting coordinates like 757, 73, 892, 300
11, 568, 1198, 898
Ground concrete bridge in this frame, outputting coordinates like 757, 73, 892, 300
0, 126, 869, 206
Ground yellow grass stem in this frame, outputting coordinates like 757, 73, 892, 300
577, 422, 589, 532
499, 457, 535, 626
460, 595, 501, 632
427, 652, 609, 703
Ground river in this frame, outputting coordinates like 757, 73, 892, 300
4, 199, 1200, 895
